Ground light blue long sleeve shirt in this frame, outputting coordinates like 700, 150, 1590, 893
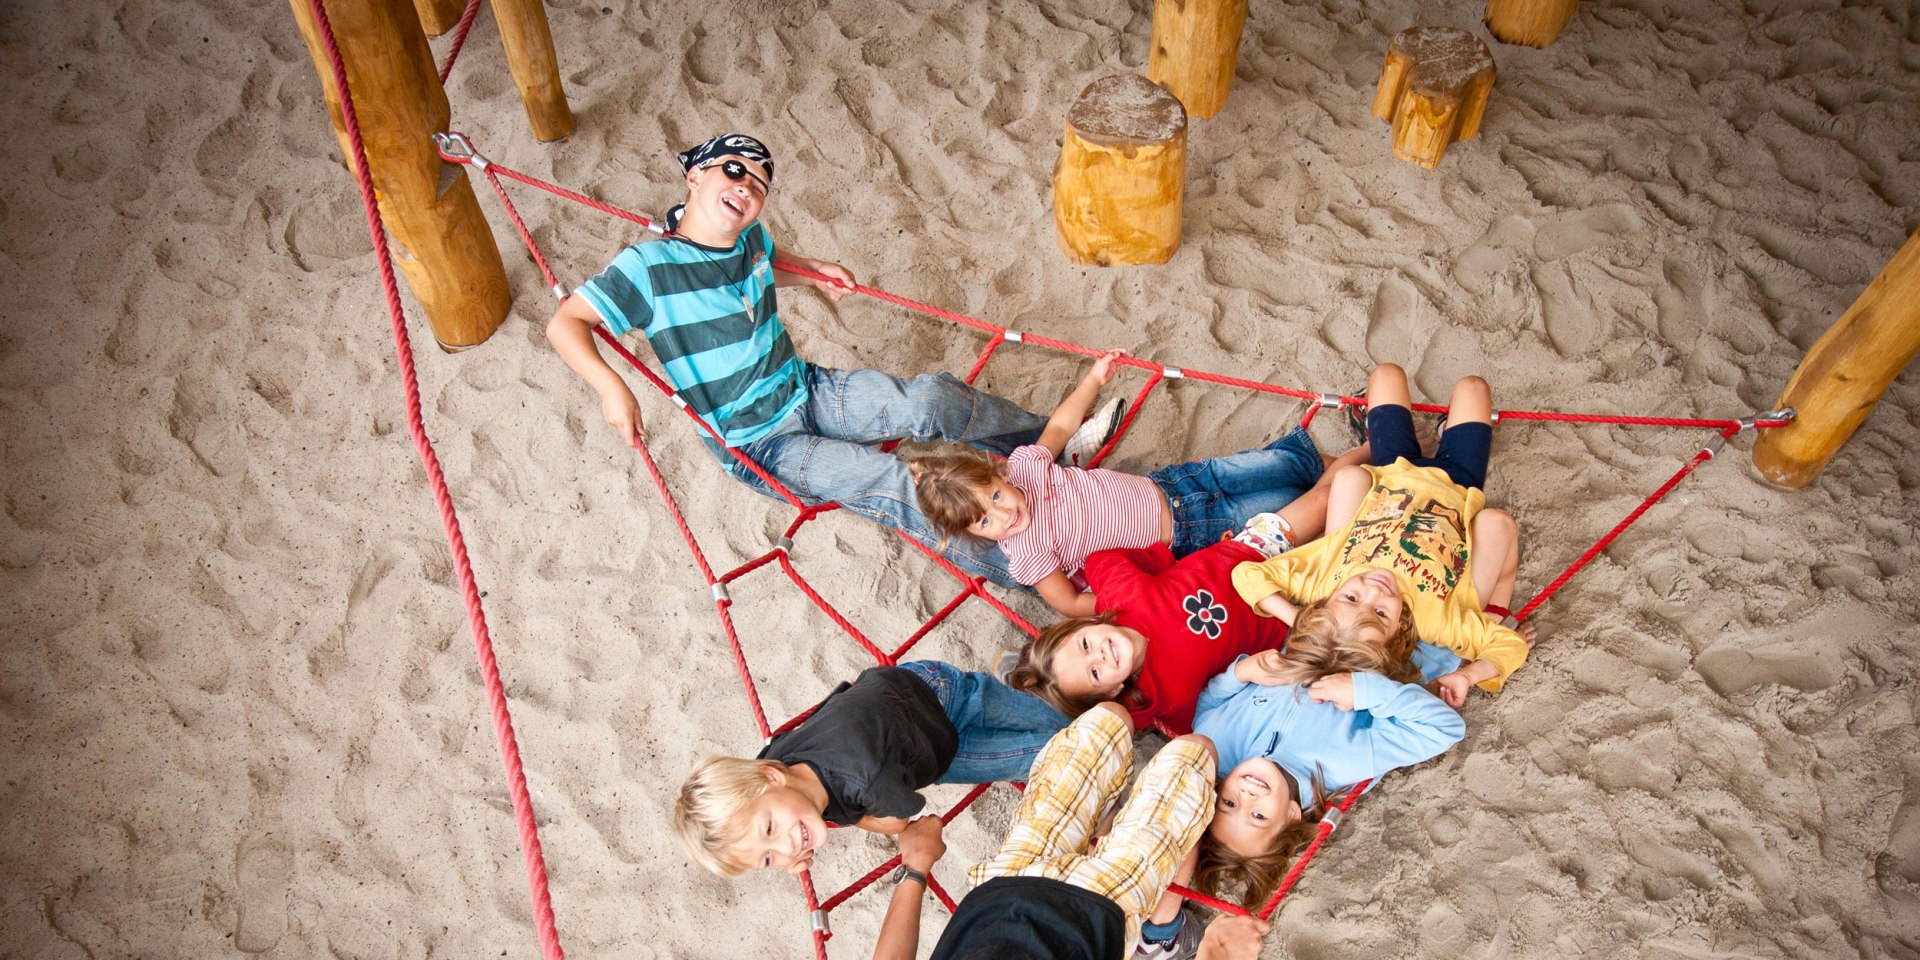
1193, 656, 1466, 799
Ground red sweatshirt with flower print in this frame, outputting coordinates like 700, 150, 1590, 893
1084, 540, 1292, 736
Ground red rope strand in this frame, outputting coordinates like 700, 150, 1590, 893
305, 3, 563, 957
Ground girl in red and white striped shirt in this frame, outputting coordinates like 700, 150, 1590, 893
913, 350, 1366, 617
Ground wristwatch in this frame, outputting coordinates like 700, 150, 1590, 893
890, 865, 928, 889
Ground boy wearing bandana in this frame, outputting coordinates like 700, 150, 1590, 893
548, 134, 1057, 585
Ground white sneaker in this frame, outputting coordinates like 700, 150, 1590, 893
992, 644, 1023, 685
1232, 512, 1295, 558
1059, 397, 1127, 467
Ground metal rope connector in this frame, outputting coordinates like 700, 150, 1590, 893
810, 910, 831, 935
431, 131, 489, 170
1001, 330, 1023, 344
1315, 393, 1344, 409
776, 536, 794, 554
1162, 366, 1184, 380
711, 582, 731, 603
550, 282, 569, 302
1320, 808, 1344, 833
669, 393, 690, 410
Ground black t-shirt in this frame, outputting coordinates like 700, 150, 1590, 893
757, 666, 957, 826
929, 876, 1126, 960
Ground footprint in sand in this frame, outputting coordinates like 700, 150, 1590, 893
1363, 272, 1429, 365
1532, 203, 1643, 262
233, 831, 293, 952
1528, 262, 1602, 356
1452, 215, 1535, 294
1654, 256, 1708, 347
1694, 640, 1840, 697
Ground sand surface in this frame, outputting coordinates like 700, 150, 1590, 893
3, 0, 1918, 957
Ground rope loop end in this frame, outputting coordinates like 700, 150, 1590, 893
432, 131, 489, 170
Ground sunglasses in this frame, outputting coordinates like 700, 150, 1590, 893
702, 158, 770, 195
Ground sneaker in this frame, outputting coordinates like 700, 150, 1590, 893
1134, 904, 1208, 959
992, 644, 1024, 685
1232, 512, 1295, 558
1342, 385, 1370, 445
1058, 397, 1127, 467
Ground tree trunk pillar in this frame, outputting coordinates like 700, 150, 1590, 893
1147, 0, 1248, 120
411, 0, 465, 36
493, 0, 575, 142
289, 0, 510, 350
1371, 27, 1496, 170
1052, 75, 1188, 267
1753, 230, 1920, 487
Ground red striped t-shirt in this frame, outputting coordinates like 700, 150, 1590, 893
999, 445, 1165, 586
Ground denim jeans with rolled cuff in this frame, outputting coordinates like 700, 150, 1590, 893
715, 365, 1046, 588
1148, 426, 1325, 557
898, 660, 1071, 784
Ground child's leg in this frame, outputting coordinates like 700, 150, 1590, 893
934, 669, 1072, 785
808, 366, 1045, 454
1364, 364, 1424, 467
1272, 443, 1371, 544
966, 704, 1135, 888
1149, 428, 1325, 554
1469, 508, 1520, 609
1428, 376, 1496, 490
1059, 733, 1218, 937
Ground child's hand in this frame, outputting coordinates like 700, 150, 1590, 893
1085, 349, 1129, 386
1432, 670, 1473, 709
1236, 648, 1291, 686
1196, 914, 1271, 960
600, 386, 645, 445
898, 816, 947, 872
813, 261, 857, 302
1306, 673, 1356, 711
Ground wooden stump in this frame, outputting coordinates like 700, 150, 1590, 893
1147, 0, 1248, 120
1485, 0, 1578, 48
289, 0, 510, 349
1370, 27, 1496, 170
1052, 75, 1187, 267
494, 0, 575, 142
1753, 230, 1920, 487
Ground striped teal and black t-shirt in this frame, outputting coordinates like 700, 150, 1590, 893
575, 222, 807, 447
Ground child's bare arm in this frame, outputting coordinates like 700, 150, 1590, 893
547, 295, 645, 444
1432, 659, 1499, 708
773, 252, 857, 302
870, 816, 946, 960
1255, 592, 1299, 625
855, 815, 911, 835
1035, 349, 1127, 457
1035, 570, 1098, 618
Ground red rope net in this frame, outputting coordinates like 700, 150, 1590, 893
323, 104, 1793, 957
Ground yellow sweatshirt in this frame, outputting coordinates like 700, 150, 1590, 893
1231, 458, 1528, 692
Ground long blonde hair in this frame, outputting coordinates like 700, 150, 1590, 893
1267, 597, 1420, 687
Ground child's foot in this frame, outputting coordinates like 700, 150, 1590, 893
1342, 385, 1369, 445
1059, 397, 1126, 467
1232, 512, 1295, 558
993, 644, 1023, 685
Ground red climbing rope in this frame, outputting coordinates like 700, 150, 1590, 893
435, 0, 486, 83
422, 131, 1795, 956
305, 4, 563, 958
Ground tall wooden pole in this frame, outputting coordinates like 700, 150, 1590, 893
411, 0, 464, 37
290, 0, 510, 350
1147, 0, 1248, 120
1753, 230, 1920, 487
493, 0, 575, 142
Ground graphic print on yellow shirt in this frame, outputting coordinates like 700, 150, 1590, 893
1342, 482, 1470, 601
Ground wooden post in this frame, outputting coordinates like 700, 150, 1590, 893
493, 0, 575, 142
1370, 27, 1496, 170
1052, 74, 1188, 267
1147, 0, 1248, 120
289, 0, 510, 350
411, 0, 464, 37
1753, 231, 1920, 487
1485, 0, 1578, 48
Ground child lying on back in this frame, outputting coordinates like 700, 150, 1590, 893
674, 661, 1066, 876
1232, 363, 1532, 706
913, 349, 1365, 618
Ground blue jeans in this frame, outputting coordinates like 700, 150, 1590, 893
898, 660, 1071, 784
1148, 426, 1325, 556
718, 365, 1046, 587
